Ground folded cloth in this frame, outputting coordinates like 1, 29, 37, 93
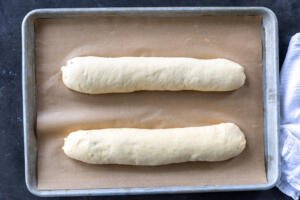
277, 33, 300, 200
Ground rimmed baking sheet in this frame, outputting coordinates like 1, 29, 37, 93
22, 7, 279, 197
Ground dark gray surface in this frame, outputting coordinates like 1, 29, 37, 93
0, 0, 297, 199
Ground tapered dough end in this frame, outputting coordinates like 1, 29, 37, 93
213, 58, 246, 91
219, 122, 246, 160
63, 123, 246, 166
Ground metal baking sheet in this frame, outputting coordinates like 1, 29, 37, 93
22, 7, 279, 197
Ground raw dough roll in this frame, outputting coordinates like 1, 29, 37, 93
63, 123, 246, 166
61, 57, 246, 94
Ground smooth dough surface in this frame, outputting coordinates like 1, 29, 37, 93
61, 57, 246, 94
63, 123, 246, 166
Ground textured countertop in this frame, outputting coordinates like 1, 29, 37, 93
0, 0, 298, 199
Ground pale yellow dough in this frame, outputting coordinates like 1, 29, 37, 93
63, 123, 246, 166
61, 57, 246, 94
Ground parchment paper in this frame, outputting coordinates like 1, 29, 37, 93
35, 15, 266, 190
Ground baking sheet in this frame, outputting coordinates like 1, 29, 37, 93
35, 15, 266, 190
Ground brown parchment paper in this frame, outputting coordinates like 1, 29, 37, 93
35, 15, 266, 190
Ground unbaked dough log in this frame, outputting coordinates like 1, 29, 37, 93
63, 123, 246, 166
61, 57, 246, 94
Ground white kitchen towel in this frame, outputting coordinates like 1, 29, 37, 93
277, 33, 300, 200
